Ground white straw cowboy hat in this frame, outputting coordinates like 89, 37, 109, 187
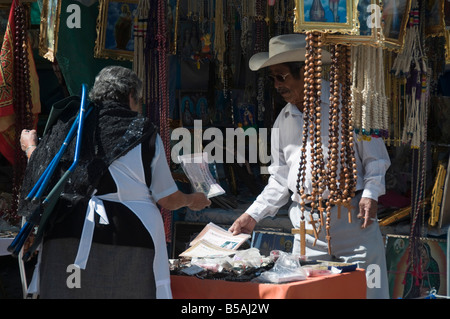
249, 34, 331, 71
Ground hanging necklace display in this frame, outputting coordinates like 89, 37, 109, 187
8, 2, 34, 223
392, 0, 428, 149
214, 0, 226, 90
255, 0, 267, 123
295, 31, 328, 255
274, 0, 285, 35
338, 45, 357, 222
350, 45, 389, 140
158, 0, 172, 242
133, 0, 149, 82
391, 1, 430, 294
293, 0, 358, 256
295, 32, 312, 254
142, 0, 172, 242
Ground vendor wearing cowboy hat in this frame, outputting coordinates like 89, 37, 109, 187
230, 34, 391, 299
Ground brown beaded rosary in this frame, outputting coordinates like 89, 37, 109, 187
295, 31, 327, 256
295, 32, 357, 256
9, 3, 34, 223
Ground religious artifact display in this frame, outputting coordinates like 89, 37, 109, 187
293, 0, 359, 256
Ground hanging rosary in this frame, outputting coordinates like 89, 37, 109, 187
9, 2, 34, 223
295, 32, 357, 256
295, 31, 327, 255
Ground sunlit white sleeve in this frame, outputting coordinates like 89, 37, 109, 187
355, 136, 391, 201
149, 134, 179, 202
244, 119, 291, 222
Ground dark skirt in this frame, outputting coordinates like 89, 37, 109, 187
39, 238, 156, 299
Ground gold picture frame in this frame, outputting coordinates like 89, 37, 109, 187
294, 0, 358, 34
445, 29, 450, 65
39, 0, 62, 62
322, 0, 382, 46
94, 0, 138, 61
379, 0, 411, 51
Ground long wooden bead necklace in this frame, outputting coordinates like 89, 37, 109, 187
295, 32, 325, 255
296, 35, 357, 256
338, 45, 357, 221
326, 44, 340, 253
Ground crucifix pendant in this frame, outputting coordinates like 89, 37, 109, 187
343, 202, 354, 223
300, 219, 306, 256
309, 215, 320, 246
292, 220, 307, 256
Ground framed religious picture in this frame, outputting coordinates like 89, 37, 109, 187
385, 235, 447, 299
379, 0, 411, 51
39, 0, 62, 62
425, 0, 446, 36
294, 0, 358, 34
94, 0, 138, 61
251, 231, 294, 256
178, 91, 209, 127
323, 0, 382, 46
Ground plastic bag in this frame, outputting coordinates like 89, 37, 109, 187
254, 252, 307, 284
232, 248, 263, 268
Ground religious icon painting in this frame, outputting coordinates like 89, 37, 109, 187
236, 103, 257, 130
251, 231, 295, 257
379, 0, 411, 51
180, 95, 195, 127
425, 0, 446, 37
294, 0, 358, 34
94, 0, 138, 61
179, 21, 202, 60
322, 0, 382, 46
196, 97, 210, 126
39, 0, 62, 62
385, 235, 447, 299
179, 91, 208, 127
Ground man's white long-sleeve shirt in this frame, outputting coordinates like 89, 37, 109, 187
246, 82, 391, 223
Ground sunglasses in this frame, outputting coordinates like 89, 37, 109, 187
269, 73, 291, 83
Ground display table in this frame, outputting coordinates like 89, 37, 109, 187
171, 269, 367, 299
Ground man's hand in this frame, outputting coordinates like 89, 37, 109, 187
229, 213, 257, 235
357, 197, 378, 229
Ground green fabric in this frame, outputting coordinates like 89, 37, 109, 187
30, 2, 41, 25
56, 0, 131, 96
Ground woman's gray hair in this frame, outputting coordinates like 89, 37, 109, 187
89, 66, 143, 106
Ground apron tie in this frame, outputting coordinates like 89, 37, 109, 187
74, 196, 109, 269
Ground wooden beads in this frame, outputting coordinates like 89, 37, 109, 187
296, 32, 326, 255
296, 38, 358, 257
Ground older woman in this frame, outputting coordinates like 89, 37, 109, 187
20, 66, 210, 299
